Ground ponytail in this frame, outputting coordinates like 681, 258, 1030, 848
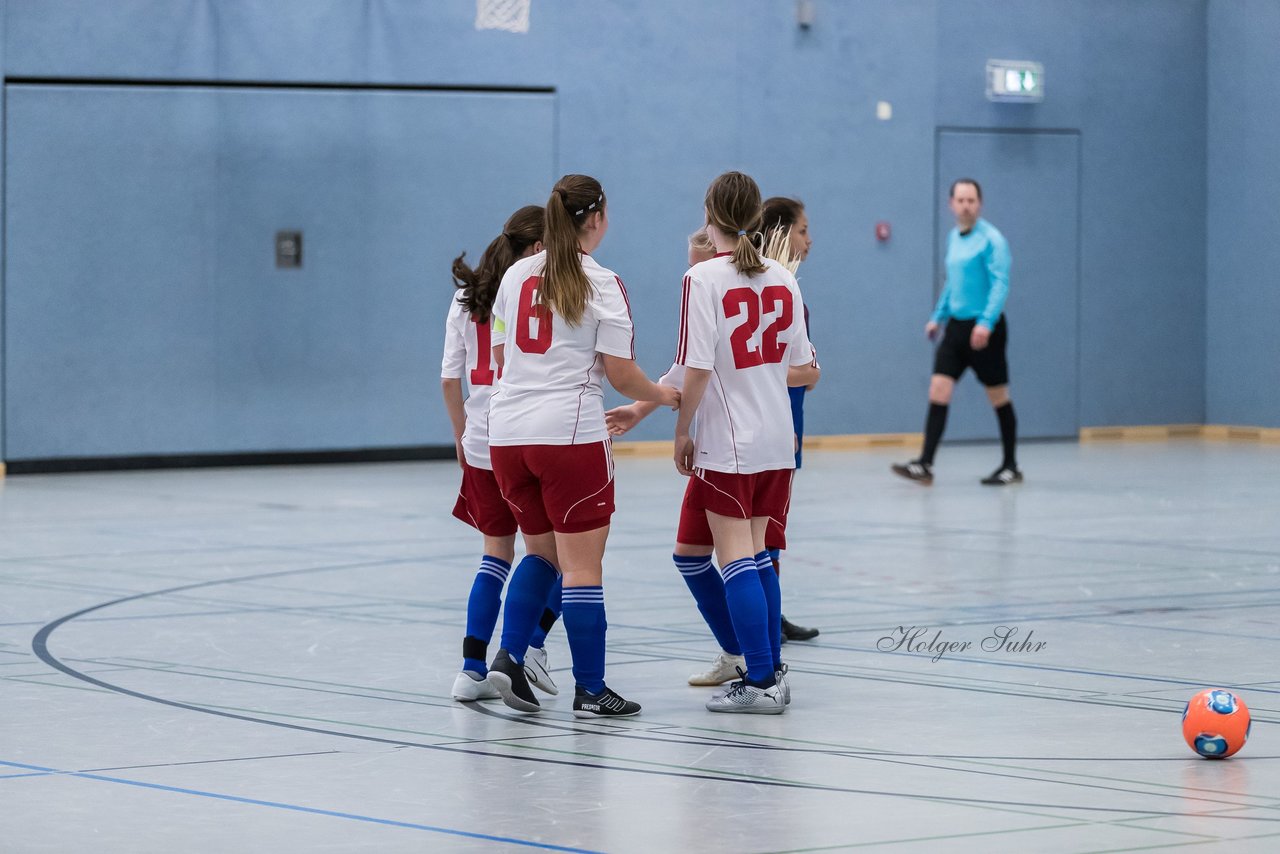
450, 204, 545, 323
730, 230, 766, 277
705, 172, 766, 277
541, 175, 605, 327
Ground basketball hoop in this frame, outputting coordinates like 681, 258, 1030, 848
476, 0, 531, 33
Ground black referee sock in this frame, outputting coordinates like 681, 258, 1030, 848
920, 403, 949, 466
995, 402, 1017, 469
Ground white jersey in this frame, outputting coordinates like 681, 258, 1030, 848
488, 250, 635, 446
440, 294, 501, 469
676, 254, 814, 474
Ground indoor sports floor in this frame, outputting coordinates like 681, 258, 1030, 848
2, 440, 1278, 853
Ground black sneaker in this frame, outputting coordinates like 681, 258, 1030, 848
781, 616, 819, 642
486, 649, 541, 713
981, 465, 1023, 486
572, 684, 641, 718
891, 460, 933, 484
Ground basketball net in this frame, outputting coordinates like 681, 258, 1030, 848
475, 0, 531, 33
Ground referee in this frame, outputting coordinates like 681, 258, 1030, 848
892, 178, 1022, 486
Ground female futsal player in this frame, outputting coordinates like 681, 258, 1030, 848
443, 205, 561, 701
673, 171, 814, 713
484, 175, 679, 718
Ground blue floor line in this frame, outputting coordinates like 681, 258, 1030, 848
0, 760, 601, 853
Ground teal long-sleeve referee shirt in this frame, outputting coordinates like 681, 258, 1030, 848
930, 218, 1011, 329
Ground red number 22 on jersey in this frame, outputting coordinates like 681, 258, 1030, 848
723, 285, 793, 369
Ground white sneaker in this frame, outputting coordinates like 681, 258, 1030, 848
452, 670, 499, 701
688, 651, 746, 686
775, 664, 791, 706
523, 646, 559, 696
705, 680, 785, 714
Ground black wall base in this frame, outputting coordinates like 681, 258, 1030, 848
5, 446, 457, 475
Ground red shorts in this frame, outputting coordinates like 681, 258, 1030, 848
452, 463, 518, 537
681, 469, 792, 547
490, 441, 615, 535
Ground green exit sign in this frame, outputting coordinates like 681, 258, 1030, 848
986, 59, 1044, 103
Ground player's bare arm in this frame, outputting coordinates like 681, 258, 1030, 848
605, 403, 647, 435
673, 367, 712, 476
441, 377, 467, 467
602, 355, 680, 408
787, 363, 820, 389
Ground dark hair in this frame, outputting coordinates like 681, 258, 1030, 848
759, 196, 805, 248
705, 171, 766, 277
451, 205, 544, 323
542, 174, 606, 327
949, 178, 983, 201
761, 197, 805, 233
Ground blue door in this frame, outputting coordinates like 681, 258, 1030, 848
934, 129, 1081, 441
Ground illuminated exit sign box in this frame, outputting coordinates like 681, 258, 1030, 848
986, 59, 1044, 102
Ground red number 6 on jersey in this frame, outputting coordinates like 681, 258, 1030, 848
515, 275, 553, 354
723, 285, 793, 369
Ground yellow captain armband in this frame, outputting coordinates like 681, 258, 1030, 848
492, 317, 506, 333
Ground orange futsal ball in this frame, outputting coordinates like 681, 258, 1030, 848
1182, 689, 1251, 758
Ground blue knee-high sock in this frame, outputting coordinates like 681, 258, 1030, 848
767, 548, 781, 569
462, 555, 511, 674
674, 554, 741, 656
560, 585, 606, 694
720, 557, 774, 684
755, 551, 782, 671
498, 555, 559, 663
528, 574, 563, 650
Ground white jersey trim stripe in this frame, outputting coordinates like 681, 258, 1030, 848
614, 277, 637, 359
711, 367, 740, 471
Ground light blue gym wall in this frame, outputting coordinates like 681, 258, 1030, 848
1207, 0, 1280, 428
937, 0, 1207, 429
1, 0, 1216, 460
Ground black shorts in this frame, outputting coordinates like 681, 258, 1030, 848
932, 316, 1009, 387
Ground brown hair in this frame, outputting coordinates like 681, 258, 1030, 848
451, 205, 544, 323
760, 196, 805, 239
542, 174, 606, 327
705, 171, 766, 276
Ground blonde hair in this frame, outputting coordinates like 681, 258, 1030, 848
761, 225, 800, 275
759, 196, 804, 274
542, 174, 605, 326
688, 227, 716, 262
705, 172, 766, 276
